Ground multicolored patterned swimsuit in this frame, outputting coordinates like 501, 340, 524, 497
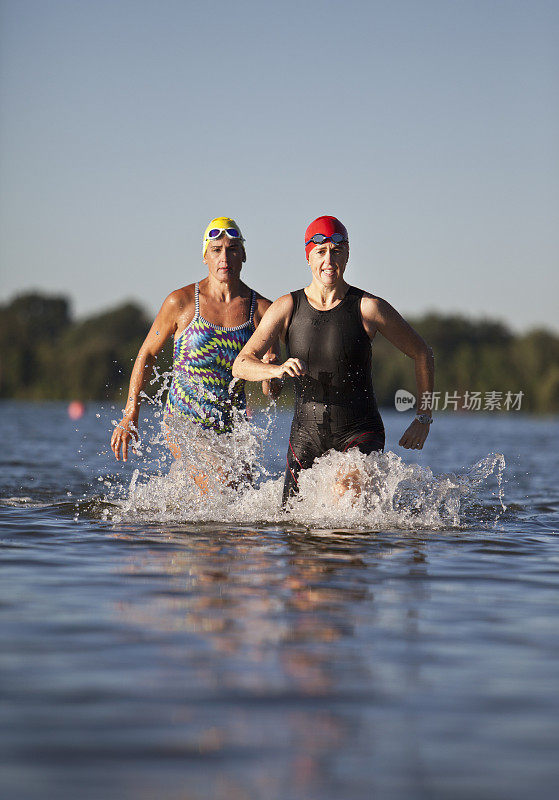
165, 282, 256, 432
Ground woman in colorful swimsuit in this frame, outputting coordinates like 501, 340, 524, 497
111, 217, 276, 464
233, 215, 435, 503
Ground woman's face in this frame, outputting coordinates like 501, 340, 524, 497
307, 240, 349, 287
203, 235, 245, 283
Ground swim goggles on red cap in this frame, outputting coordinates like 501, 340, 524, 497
207, 227, 242, 240
305, 233, 348, 246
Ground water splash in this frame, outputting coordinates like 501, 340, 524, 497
105, 413, 506, 530
285, 449, 505, 529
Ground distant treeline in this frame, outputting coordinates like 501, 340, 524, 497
1, 292, 558, 413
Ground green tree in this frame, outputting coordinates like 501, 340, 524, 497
1, 294, 557, 412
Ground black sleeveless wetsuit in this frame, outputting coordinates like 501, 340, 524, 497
283, 286, 385, 503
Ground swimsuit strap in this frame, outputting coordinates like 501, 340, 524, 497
195, 283, 254, 327
249, 290, 257, 326
285, 289, 303, 338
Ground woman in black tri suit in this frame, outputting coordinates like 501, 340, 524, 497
283, 284, 386, 502
233, 215, 435, 503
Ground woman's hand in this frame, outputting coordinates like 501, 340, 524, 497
111, 413, 139, 461
276, 358, 307, 379
399, 418, 431, 450
261, 352, 283, 398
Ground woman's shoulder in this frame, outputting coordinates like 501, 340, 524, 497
352, 287, 383, 308
272, 292, 297, 313
251, 292, 296, 332
165, 283, 196, 308
157, 285, 197, 329
251, 290, 295, 316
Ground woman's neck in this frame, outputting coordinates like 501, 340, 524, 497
305, 278, 349, 309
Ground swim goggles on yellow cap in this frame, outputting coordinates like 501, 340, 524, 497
202, 217, 245, 257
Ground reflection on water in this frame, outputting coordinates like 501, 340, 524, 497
115, 529, 373, 660
107, 527, 436, 800
3, 516, 559, 799
2, 403, 559, 799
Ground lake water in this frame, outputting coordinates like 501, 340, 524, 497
1, 400, 558, 800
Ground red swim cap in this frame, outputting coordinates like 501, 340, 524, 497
304, 215, 349, 260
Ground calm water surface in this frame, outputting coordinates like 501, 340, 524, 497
1, 401, 558, 800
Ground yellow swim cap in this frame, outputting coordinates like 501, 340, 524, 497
202, 217, 245, 257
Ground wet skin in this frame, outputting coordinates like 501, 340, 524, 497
111, 234, 278, 462
233, 239, 434, 453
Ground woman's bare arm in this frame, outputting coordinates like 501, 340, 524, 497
111, 291, 186, 461
253, 295, 283, 397
361, 295, 435, 450
233, 294, 307, 381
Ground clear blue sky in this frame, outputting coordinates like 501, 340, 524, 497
1, 0, 558, 331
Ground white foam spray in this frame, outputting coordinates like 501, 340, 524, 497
105, 411, 506, 531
